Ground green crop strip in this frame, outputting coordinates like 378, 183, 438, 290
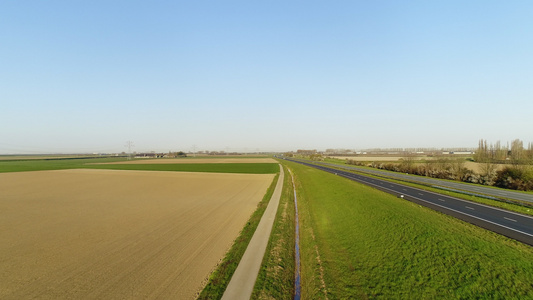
282, 160, 533, 298
86, 163, 279, 174
0, 157, 128, 173
0, 158, 278, 174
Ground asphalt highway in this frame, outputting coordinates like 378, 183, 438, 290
315, 161, 533, 204
283, 158, 533, 246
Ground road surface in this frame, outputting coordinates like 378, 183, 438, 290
311, 160, 533, 204
284, 158, 533, 246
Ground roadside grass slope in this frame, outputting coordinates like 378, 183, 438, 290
283, 160, 533, 299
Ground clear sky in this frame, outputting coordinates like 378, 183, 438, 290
1, 1, 532, 154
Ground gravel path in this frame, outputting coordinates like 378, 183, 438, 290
221, 164, 285, 300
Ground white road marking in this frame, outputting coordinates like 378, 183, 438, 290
418, 193, 424, 196
504, 217, 517, 222
438, 199, 445, 202
466, 206, 475, 210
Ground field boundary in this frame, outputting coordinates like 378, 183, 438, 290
197, 167, 281, 299
221, 164, 285, 300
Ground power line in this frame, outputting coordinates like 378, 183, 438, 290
125, 141, 135, 160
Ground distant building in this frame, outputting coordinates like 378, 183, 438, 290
296, 149, 317, 155
442, 151, 475, 155
135, 152, 164, 158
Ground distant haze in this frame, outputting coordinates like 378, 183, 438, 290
1, 2, 532, 154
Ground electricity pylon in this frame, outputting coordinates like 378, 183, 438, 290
125, 141, 134, 160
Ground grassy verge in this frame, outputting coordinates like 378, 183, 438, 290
252, 164, 295, 299
197, 171, 280, 299
284, 160, 533, 298
85, 163, 279, 174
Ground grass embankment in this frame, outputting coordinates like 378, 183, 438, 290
252, 164, 296, 299
283, 160, 533, 299
197, 171, 280, 299
0, 158, 278, 174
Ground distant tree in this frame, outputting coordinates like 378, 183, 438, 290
510, 139, 525, 165
474, 139, 487, 162
494, 140, 505, 161
478, 161, 497, 185
495, 165, 533, 191
400, 153, 417, 173
309, 153, 324, 161
527, 142, 533, 163
423, 159, 434, 177
450, 158, 467, 180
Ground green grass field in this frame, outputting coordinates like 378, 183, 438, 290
0, 157, 128, 172
0, 158, 278, 174
281, 160, 533, 299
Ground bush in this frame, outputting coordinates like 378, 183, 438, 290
494, 166, 533, 191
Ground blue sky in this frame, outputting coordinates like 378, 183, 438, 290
1, 1, 532, 154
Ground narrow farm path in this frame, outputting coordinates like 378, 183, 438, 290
221, 164, 285, 300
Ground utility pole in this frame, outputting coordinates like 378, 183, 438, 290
125, 141, 134, 160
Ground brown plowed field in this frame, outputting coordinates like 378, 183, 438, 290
95, 158, 277, 164
0, 169, 274, 299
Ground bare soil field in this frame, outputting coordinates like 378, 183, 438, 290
96, 158, 277, 164
0, 169, 274, 299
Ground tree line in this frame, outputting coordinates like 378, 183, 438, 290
345, 139, 533, 191
473, 139, 533, 164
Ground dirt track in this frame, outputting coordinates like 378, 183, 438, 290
0, 169, 274, 299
